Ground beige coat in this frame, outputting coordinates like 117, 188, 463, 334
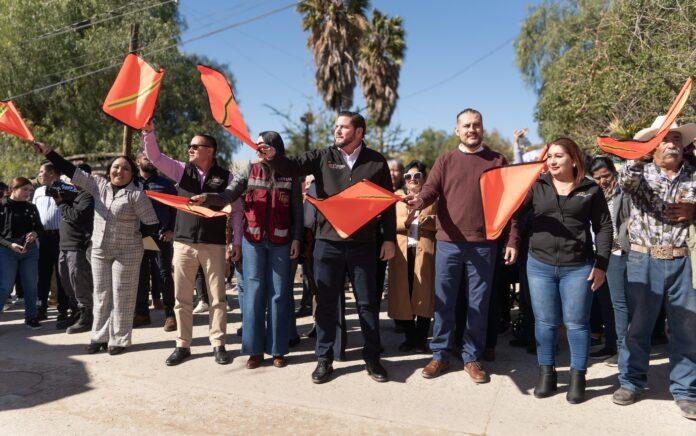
388, 190, 436, 320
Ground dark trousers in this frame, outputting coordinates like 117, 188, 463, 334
37, 230, 67, 312
394, 246, 431, 343
136, 244, 175, 317
195, 266, 209, 305
58, 249, 93, 310
594, 280, 617, 349
313, 239, 381, 362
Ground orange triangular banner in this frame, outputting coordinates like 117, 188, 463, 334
197, 64, 257, 150
597, 77, 692, 159
103, 54, 165, 129
145, 191, 228, 219
480, 146, 548, 240
0, 100, 34, 141
306, 180, 402, 239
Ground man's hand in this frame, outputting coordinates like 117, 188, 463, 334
142, 119, 154, 134
10, 243, 25, 254
33, 141, 50, 156
504, 246, 518, 265
665, 202, 695, 222
513, 128, 527, 143
159, 230, 174, 242
256, 144, 276, 161
231, 244, 241, 262
587, 267, 606, 292
404, 193, 424, 211
189, 194, 207, 205
380, 241, 396, 261
290, 240, 301, 260
53, 192, 63, 205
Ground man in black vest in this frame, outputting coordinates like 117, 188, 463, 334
260, 111, 396, 384
142, 121, 243, 366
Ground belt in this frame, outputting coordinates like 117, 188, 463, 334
630, 244, 689, 260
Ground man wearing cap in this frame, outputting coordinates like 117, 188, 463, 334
614, 116, 696, 420
141, 120, 243, 366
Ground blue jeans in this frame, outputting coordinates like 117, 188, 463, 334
606, 253, 629, 354
288, 259, 300, 342
431, 240, 496, 364
0, 243, 39, 320
527, 255, 593, 370
619, 251, 696, 401
241, 238, 291, 356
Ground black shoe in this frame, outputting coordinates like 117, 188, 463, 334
312, 360, 333, 384
56, 311, 69, 322
566, 368, 587, 404
108, 346, 126, 355
295, 305, 312, 318
289, 337, 301, 348
56, 311, 78, 329
166, 347, 191, 366
36, 307, 48, 321
213, 346, 231, 365
533, 365, 557, 398
66, 308, 92, 334
306, 326, 316, 338
86, 342, 107, 354
398, 340, 414, 353
612, 387, 639, 405
236, 327, 243, 337
590, 337, 602, 347
365, 359, 388, 383
590, 347, 616, 360
24, 318, 42, 330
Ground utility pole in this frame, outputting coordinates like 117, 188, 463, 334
300, 111, 314, 152
121, 22, 139, 156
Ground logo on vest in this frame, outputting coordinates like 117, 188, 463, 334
328, 162, 346, 170
209, 176, 224, 187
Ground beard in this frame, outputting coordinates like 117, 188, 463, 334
334, 133, 356, 148
140, 162, 158, 173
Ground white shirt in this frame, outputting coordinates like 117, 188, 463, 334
32, 185, 61, 230
340, 144, 362, 169
407, 212, 420, 248
458, 144, 484, 154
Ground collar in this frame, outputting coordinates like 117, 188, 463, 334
339, 143, 363, 158
458, 144, 484, 154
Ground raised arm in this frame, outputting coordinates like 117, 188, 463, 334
141, 125, 186, 183
416, 155, 444, 209
262, 147, 322, 178
618, 159, 664, 214
39, 144, 100, 199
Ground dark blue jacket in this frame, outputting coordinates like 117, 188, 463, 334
142, 173, 177, 233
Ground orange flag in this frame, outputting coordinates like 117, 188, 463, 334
306, 180, 402, 239
480, 146, 548, 240
103, 54, 165, 129
145, 191, 228, 219
197, 64, 257, 150
597, 77, 693, 159
0, 100, 34, 141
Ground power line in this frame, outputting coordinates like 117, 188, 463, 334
5, 2, 298, 100
402, 36, 515, 99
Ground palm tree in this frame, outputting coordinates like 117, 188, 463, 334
297, 0, 369, 112
357, 9, 405, 151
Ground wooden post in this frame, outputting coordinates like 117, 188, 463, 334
121, 23, 139, 156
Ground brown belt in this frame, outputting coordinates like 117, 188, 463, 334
630, 244, 689, 260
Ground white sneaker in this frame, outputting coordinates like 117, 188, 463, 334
193, 301, 209, 314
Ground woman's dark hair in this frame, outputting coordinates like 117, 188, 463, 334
106, 155, 139, 187
259, 131, 286, 156
11, 177, 33, 191
404, 160, 427, 178
589, 156, 617, 175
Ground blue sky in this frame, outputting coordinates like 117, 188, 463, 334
179, 0, 542, 161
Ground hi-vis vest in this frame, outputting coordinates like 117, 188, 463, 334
243, 163, 293, 245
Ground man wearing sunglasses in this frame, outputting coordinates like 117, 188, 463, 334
141, 120, 243, 367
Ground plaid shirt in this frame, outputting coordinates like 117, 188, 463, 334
619, 160, 696, 248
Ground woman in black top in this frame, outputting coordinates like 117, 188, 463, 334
518, 138, 613, 404
0, 177, 44, 329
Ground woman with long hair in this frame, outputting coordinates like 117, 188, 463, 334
34, 142, 159, 355
518, 138, 613, 404
0, 177, 42, 328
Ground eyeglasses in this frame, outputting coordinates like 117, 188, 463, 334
188, 143, 214, 150
404, 172, 423, 182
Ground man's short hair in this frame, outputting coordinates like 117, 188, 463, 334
77, 163, 92, 174
337, 111, 366, 135
0, 182, 7, 191
194, 133, 218, 150
40, 160, 58, 174
456, 108, 483, 124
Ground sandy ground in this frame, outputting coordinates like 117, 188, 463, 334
0, 287, 693, 435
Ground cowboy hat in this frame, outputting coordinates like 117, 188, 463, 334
633, 115, 696, 147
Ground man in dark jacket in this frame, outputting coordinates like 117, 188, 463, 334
56, 163, 95, 333
134, 153, 178, 332
260, 111, 396, 384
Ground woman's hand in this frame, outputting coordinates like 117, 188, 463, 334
404, 209, 417, 228
10, 243, 25, 254
290, 240, 301, 260
587, 267, 606, 291
24, 232, 38, 245
33, 141, 50, 156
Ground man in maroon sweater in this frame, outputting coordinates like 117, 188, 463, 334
408, 109, 519, 382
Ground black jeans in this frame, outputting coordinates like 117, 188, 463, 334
314, 239, 381, 362
195, 266, 209, 305
136, 243, 175, 317
37, 230, 67, 312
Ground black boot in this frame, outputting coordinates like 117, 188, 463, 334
566, 368, 587, 404
56, 309, 78, 330
533, 365, 557, 398
66, 307, 93, 334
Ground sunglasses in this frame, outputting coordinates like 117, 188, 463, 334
404, 172, 423, 182
188, 143, 214, 150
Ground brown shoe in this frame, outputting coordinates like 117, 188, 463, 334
464, 361, 488, 383
246, 354, 263, 369
421, 359, 450, 379
272, 356, 287, 368
152, 298, 164, 310
132, 314, 151, 328
163, 316, 177, 332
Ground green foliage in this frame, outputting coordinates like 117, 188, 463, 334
0, 0, 238, 180
516, 0, 696, 150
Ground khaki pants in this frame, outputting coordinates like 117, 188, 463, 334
173, 241, 227, 348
